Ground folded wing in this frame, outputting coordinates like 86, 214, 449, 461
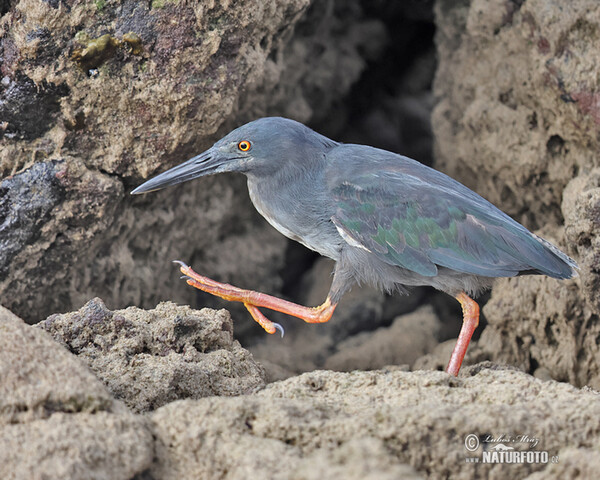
330, 163, 576, 280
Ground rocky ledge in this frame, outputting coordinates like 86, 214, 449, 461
2, 301, 599, 480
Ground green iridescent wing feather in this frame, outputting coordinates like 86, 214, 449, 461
330, 168, 572, 279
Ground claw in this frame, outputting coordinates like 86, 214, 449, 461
273, 322, 285, 338
173, 260, 189, 268
180, 275, 192, 281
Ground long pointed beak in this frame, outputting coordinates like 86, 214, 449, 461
131, 148, 223, 194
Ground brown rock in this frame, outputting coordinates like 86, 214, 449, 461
433, 0, 597, 228
480, 276, 593, 387
1, 413, 153, 480
0, 305, 118, 424
526, 445, 600, 480
290, 438, 423, 480
5, 301, 599, 479
563, 169, 600, 314
0, 305, 153, 479
413, 338, 459, 373
38, 298, 267, 412
149, 366, 600, 479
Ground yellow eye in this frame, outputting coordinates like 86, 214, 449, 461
238, 140, 251, 152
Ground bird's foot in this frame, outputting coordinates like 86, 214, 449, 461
173, 261, 336, 334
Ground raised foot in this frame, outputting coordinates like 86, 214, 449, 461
173, 261, 337, 336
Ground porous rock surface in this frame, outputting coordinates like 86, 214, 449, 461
0, 305, 153, 480
38, 298, 266, 412
4, 302, 600, 479
0, 0, 385, 322
432, 0, 600, 386
149, 365, 600, 480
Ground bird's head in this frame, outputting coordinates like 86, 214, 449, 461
131, 117, 336, 194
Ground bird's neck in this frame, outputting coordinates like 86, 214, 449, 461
245, 163, 341, 260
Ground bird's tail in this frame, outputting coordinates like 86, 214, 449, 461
532, 233, 579, 279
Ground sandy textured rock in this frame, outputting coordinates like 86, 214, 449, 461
291, 438, 423, 480
413, 338, 460, 373
149, 366, 600, 480
432, 0, 598, 384
0, 0, 385, 323
1, 412, 153, 480
5, 301, 599, 479
0, 305, 153, 480
38, 298, 266, 412
563, 169, 600, 316
479, 276, 595, 387
0, 305, 119, 424
526, 443, 600, 480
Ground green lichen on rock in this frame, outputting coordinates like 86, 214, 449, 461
71, 31, 143, 69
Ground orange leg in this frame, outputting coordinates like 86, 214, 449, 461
174, 261, 337, 336
446, 292, 480, 376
